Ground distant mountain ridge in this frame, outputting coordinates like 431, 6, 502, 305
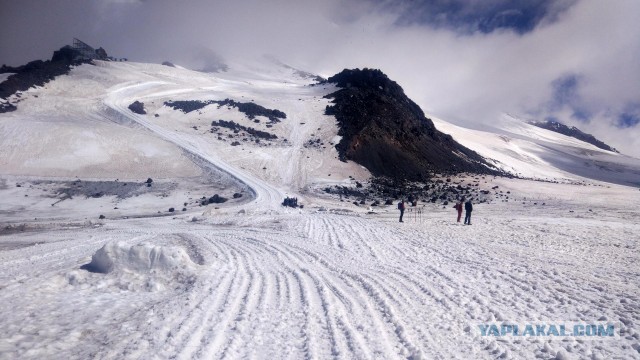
323, 68, 500, 180
529, 119, 619, 153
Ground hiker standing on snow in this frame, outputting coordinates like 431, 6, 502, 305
464, 198, 473, 225
398, 200, 406, 223
454, 197, 465, 223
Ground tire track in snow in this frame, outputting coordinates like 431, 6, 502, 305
227, 230, 375, 359
243, 221, 415, 358
214, 237, 267, 359
169, 237, 243, 360
190, 245, 249, 359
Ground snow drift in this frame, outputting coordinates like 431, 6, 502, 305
85, 241, 196, 274
79, 242, 198, 292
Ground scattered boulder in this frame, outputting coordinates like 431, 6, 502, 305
0, 103, 17, 113
208, 194, 227, 204
128, 101, 146, 115
282, 197, 299, 208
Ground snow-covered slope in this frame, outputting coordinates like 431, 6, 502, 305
1, 60, 639, 359
433, 114, 640, 186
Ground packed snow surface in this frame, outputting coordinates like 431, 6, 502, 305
1, 60, 639, 359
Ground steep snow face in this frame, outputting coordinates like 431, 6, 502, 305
433, 114, 640, 186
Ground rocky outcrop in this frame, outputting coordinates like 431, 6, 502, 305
323, 68, 499, 180
164, 99, 286, 124
128, 101, 146, 115
0, 46, 94, 112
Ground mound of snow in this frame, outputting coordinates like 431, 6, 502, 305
77, 242, 199, 291
86, 241, 196, 274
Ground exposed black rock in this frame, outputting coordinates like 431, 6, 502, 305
323, 68, 499, 181
164, 100, 208, 113
0, 102, 17, 113
322, 175, 495, 209
0, 46, 96, 112
162, 61, 176, 67
208, 194, 227, 204
164, 99, 286, 123
282, 197, 300, 208
529, 119, 619, 153
128, 101, 146, 114
211, 119, 277, 140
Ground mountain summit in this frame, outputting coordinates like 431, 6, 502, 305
528, 119, 619, 153
324, 68, 498, 180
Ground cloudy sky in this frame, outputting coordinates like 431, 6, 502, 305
1, 0, 639, 156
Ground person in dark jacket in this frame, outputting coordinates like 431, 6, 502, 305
454, 197, 465, 223
464, 199, 473, 225
398, 200, 406, 222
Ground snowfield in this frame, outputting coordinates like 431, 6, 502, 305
1, 60, 639, 359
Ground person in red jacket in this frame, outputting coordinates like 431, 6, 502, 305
454, 197, 465, 223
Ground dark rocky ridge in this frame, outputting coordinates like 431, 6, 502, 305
323, 68, 499, 180
529, 119, 619, 153
0, 46, 96, 112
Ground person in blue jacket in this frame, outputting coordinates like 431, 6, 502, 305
464, 199, 473, 225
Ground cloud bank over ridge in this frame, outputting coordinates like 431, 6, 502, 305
1, 0, 638, 157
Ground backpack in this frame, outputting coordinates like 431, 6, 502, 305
398, 202, 404, 210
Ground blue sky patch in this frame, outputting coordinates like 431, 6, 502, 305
617, 104, 640, 128
374, 0, 577, 34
